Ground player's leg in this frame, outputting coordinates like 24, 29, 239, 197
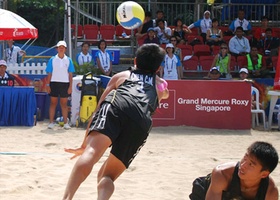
49, 96, 58, 123
60, 97, 68, 124
97, 153, 126, 200
63, 131, 111, 200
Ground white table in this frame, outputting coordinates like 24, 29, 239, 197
267, 90, 280, 130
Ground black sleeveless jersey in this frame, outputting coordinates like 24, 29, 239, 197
104, 70, 158, 131
222, 162, 269, 200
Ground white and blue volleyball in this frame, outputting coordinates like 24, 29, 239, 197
116, 1, 145, 30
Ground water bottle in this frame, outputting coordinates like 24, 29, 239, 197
122, 30, 127, 38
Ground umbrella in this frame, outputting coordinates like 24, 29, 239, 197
0, 8, 38, 40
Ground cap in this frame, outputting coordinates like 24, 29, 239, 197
239, 68, 248, 74
147, 27, 155, 33
210, 66, 220, 72
204, 10, 211, 15
166, 43, 174, 48
56, 40, 67, 48
0, 60, 7, 67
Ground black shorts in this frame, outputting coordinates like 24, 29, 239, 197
49, 82, 70, 98
89, 102, 149, 168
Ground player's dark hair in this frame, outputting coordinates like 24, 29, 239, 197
247, 141, 279, 172
136, 44, 165, 73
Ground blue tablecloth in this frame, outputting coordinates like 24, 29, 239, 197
0, 86, 36, 126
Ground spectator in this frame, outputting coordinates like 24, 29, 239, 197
259, 28, 279, 56
188, 10, 212, 43
205, 67, 221, 80
152, 10, 168, 27
170, 36, 183, 78
136, 11, 153, 39
211, 43, 231, 78
229, 9, 252, 35
4, 40, 26, 65
154, 19, 172, 44
143, 28, 159, 45
239, 68, 249, 80
76, 42, 93, 66
254, 16, 275, 41
0, 60, 14, 86
172, 17, 191, 44
229, 26, 250, 57
160, 43, 181, 80
206, 18, 224, 48
243, 45, 270, 78
45, 40, 75, 130
204, 141, 279, 200
94, 39, 113, 76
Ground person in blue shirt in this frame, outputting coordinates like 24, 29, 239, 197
229, 9, 252, 35
188, 10, 212, 43
76, 42, 93, 66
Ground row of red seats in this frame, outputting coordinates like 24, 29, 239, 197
71, 24, 138, 41
183, 55, 278, 73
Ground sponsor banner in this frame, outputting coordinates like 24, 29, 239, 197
153, 80, 251, 130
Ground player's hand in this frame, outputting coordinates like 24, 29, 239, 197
64, 147, 85, 160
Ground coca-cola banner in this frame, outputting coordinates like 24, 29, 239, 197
153, 80, 251, 130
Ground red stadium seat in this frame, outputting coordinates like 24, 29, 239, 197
137, 34, 147, 46
189, 27, 199, 36
115, 24, 134, 37
212, 46, 220, 55
230, 56, 237, 72
187, 35, 204, 45
199, 55, 214, 71
193, 44, 211, 57
100, 24, 115, 41
71, 24, 83, 38
178, 44, 193, 57
236, 56, 247, 69
183, 55, 199, 71
223, 36, 233, 44
83, 24, 99, 40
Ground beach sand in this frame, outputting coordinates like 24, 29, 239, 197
0, 121, 279, 200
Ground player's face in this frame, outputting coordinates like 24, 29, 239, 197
238, 153, 268, 181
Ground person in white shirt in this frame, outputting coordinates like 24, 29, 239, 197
95, 39, 113, 76
188, 10, 212, 43
229, 26, 250, 57
76, 42, 93, 66
160, 43, 181, 80
154, 19, 172, 44
229, 9, 252, 35
4, 40, 26, 65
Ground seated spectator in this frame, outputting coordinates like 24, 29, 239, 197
253, 16, 275, 42
206, 18, 224, 48
259, 28, 279, 56
229, 9, 252, 35
0, 60, 14, 86
154, 19, 172, 44
94, 39, 112, 76
143, 28, 159, 45
136, 11, 153, 39
229, 26, 250, 57
204, 67, 221, 80
160, 43, 181, 80
243, 45, 270, 78
239, 68, 249, 80
170, 36, 183, 78
188, 10, 212, 43
211, 43, 231, 78
76, 42, 93, 66
152, 10, 168, 27
172, 18, 191, 44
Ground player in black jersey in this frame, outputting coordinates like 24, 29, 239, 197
63, 44, 169, 200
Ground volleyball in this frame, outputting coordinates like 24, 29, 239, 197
116, 1, 145, 30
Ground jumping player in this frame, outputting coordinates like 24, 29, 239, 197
63, 43, 169, 200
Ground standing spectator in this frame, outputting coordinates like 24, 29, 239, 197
160, 43, 181, 80
46, 40, 75, 130
243, 45, 270, 78
170, 36, 183, 78
143, 28, 159, 45
211, 43, 231, 78
188, 10, 212, 43
206, 18, 224, 48
172, 18, 191, 44
0, 60, 14, 86
136, 11, 154, 39
154, 19, 172, 44
76, 42, 93, 66
95, 39, 113, 76
259, 28, 279, 56
4, 40, 26, 65
152, 10, 168, 27
229, 9, 252, 35
229, 26, 250, 57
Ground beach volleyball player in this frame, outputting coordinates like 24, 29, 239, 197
63, 44, 169, 200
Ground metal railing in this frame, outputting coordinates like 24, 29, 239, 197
71, 1, 280, 27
